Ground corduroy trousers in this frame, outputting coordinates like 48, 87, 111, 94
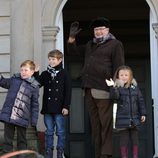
85, 89, 113, 158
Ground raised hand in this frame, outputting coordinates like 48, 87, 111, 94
69, 21, 82, 38
34, 63, 40, 72
105, 78, 114, 86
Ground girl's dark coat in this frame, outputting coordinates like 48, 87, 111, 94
37, 69, 71, 114
110, 79, 146, 128
0, 74, 39, 128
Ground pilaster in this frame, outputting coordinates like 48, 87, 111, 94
10, 0, 34, 74
41, 26, 60, 70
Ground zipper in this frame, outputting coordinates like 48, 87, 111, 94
129, 87, 133, 127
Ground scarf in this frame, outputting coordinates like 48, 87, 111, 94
47, 62, 63, 79
93, 33, 116, 44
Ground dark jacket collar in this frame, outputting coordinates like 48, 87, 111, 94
13, 73, 39, 88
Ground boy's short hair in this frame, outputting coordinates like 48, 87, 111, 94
20, 60, 35, 71
48, 49, 63, 59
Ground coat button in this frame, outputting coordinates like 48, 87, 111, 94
56, 89, 59, 91
48, 97, 51, 100
55, 98, 58, 101
56, 81, 59, 83
49, 89, 51, 91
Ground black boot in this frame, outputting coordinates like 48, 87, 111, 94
45, 148, 53, 158
57, 148, 64, 158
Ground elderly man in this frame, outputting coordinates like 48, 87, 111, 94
67, 17, 125, 158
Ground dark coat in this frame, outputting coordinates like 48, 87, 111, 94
36, 68, 71, 114
0, 74, 39, 128
110, 79, 146, 129
67, 36, 124, 91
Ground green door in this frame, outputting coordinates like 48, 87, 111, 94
64, 55, 95, 158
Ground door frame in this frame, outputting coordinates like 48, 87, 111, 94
41, 0, 158, 157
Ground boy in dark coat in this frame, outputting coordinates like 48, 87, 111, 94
35, 49, 71, 158
0, 60, 39, 154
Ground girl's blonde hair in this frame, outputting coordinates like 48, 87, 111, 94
113, 65, 133, 87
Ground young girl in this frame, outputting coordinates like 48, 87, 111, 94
106, 65, 146, 158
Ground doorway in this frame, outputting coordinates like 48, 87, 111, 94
62, 0, 153, 157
